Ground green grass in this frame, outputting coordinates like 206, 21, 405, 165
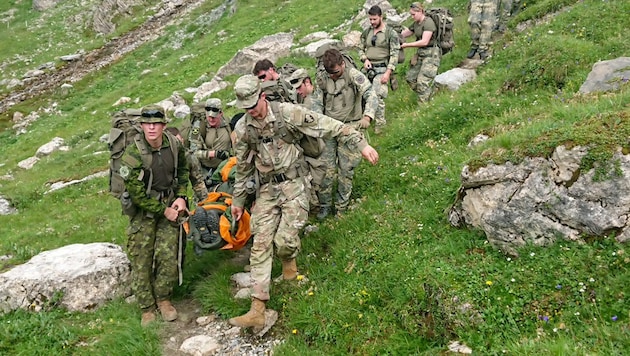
0, 0, 629, 354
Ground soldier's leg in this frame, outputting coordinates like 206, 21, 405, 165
317, 138, 338, 218
274, 180, 308, 261
126, 214, 158, 310
479, 1, 498, 53
248, 190, 281, 301
405, 60, 421, 91
153, 217, 179, 302
415, 50, 441, 104
335, 142, 363, 213
468, 2, 483, 57
372, 74, 388, 130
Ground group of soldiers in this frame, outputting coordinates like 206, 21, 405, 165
467, 0, 520, 60
118, 1, 520, 330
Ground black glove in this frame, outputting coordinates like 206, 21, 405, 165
216, 150, 229, 160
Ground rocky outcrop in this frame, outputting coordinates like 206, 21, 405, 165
579, 57, 630, 94
0, 243, 131, 313
449, 146, 630, 255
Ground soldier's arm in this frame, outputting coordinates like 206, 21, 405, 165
231, 121, 256, 208
310, 88, 325, 114
358, 29, 369, 62
175, 143, 190, 198
122, 147, 167, 215
387, 28, 400, 72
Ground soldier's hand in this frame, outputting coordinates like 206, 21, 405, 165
164, 207, 179, 221
358, 116, 371, 129
231, 205, 243, 221
363, 59, 372, 69
361, 145, 379, 165
216, 150, 230, 160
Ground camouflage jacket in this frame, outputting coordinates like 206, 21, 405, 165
315, 67, 378, 122
121, 133, 189, 216
231, 101, 368, 208
358, 24, 400, 72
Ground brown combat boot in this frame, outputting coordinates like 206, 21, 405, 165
281, 259, 298, 280
141, 310, 156, 327
157, 300, 178, 322
228, 298, 266, 329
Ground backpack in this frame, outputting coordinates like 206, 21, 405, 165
277, 62, 299, 77
314, 42, 358, 78
108, 109, 179, 214
261, 79, 298, 104
246, 101, 324, 159
425, 7, 455, 55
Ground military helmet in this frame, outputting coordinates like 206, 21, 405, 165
139, 105, 167, 123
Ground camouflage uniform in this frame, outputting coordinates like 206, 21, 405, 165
185, 101, 233, 182
359, 23, 400, 129
468, 0, 499, 54
231, 76, 370, 301
316, 67, 378, 213
405, 15, 441, 104
121, 128, 190, 311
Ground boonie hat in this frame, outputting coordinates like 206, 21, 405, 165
288, 68, 309, 89
139, 105, 167, 123
234, 75, 262, 109
205, 98, 222, 117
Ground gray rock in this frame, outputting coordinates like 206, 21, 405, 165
579, 57, 630, 94
179, 335, 220, 356
435, 67, 477, 91
0, 196, 17, 215
0, 243, 131, 313
36, 137, 66, 157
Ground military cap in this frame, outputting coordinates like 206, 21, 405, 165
205, 98, 222, 117
234, 74, 262, 109
139, 105, 167, 123
288, 68, 309, 89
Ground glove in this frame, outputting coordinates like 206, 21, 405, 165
358, 117, 371, 129
216, 150, 230, 160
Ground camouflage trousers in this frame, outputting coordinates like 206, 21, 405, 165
249, 177, 308, 301
126, 212, 179, 310
468, 0, 498, 51
371, 71, 389, 129
305, 155, 326, 209
405, 46, 442, 104
318, 127, 364, 212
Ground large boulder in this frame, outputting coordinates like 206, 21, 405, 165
449, 146, 630, 255
0, 243, 131, 313
579, 57, 630, 94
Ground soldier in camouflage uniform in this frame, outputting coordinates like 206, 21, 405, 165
359, 5, 400, 134
401, 2, 441, 104
184, 99, 232, 188
288, 68, 326, 212
467, 0, 499, 60
228, 74, 379, 331
166, 127, 208, 202
314, 48, 379, 220
119, 105, 190, 326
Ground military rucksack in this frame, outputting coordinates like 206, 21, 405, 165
108, 109, 179, 214
261, 79, 298, 104
245, 101, 324, 159
426, 7, 455, 55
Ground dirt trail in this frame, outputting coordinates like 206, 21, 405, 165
0, 0, 205, 115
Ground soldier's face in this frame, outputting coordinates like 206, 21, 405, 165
326, 62, 345, 81
410, 9, 423, 21
141, 122, 165, 142
245, 94, 266, 119
369, 15, 382, 28
296, 79, 312, 97
257, 68, 278, 82
206, 112, 222, 127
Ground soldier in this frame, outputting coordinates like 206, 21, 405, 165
119, 105, 190, 326
467, 0, 499, 60
288, 68, 326, 213
314, 48, 379, 220
166, 127, 208, 202
228, 74, 379, 331
253, 59, 298, 103
358, 5, 400, 134
185, 99, 232, 187
401, 2, 441, 104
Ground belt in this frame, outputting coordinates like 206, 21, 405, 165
372, 62, 387, 68
259, 167, 300, 185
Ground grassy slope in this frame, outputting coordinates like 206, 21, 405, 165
0, 0, 629, 354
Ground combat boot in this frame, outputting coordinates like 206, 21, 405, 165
228, 298, 266, 329
157, 300, 178, 322
141, 310, 156, 327
467, 48, 477, 59
281, 259, 298, 280
317, 206, 331, 221
478, 50, 489, 60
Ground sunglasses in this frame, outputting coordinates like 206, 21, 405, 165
289, 78, 302, 85
371, 34, 377, 46
141, 110, 164, 118
325, 68, 341, 75
205, 106, 219, 112
257, 72, 268, 80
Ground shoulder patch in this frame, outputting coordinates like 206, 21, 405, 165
119, 165, 131, 180
355, 74, 365, 85
304, 114, 315, 124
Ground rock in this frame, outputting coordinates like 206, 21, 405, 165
0, 196, 17, 215
45, 170, 109, 194
196, 315, 216, 326
0, 243, 131, 313
231, 272, 253, 289
173, 104, 191, 119
59, 54, 83, 62
33, 0, 61, 11
36, 137, 65, 157
293, 39, 339, 57
299, 31, 330, 44
179, 335, 220, 356
23, 69, 45, 79
579, 57, 630, 94
17, 156, 40, 170
435, 67, 477, 91
113, 97, 131, 106
467, 134, 489, 147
